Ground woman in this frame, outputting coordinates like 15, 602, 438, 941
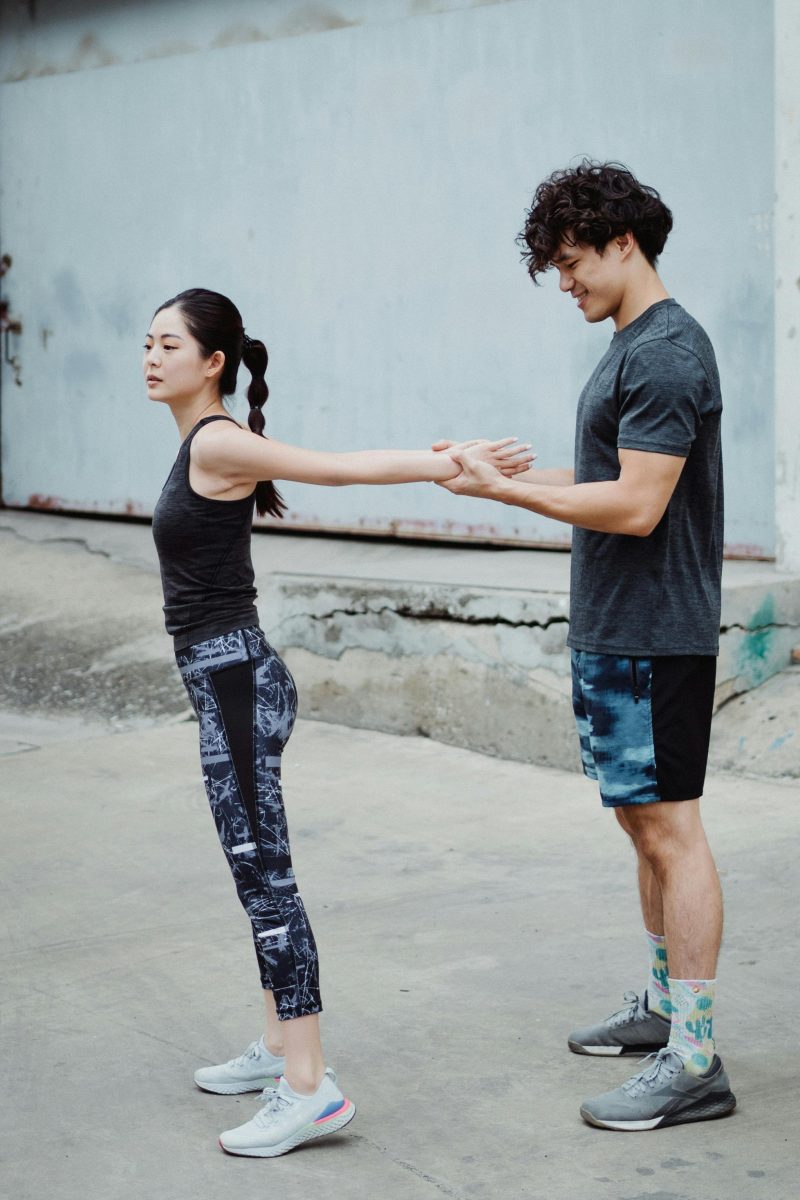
147, 288, 530, 1158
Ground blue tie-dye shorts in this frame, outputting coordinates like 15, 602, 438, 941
570, 650, 717, 807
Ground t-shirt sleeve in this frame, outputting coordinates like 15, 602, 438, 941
617, 339, 709, 458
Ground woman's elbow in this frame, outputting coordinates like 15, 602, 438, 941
314, 465, 349, 486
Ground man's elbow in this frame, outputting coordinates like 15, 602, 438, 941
622, 507, 664, 538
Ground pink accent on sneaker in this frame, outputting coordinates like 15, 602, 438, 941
314, 1099, 352, 1125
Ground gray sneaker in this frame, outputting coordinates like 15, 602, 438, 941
568, 991, 671, 1056
194, 1037, 285, 1095
580, 1047, 737, 1131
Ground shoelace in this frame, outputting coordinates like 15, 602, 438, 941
605, 991, 646, 1028
621, 1048, 685, 1098
230, 1040, 263, 1069
254, 1090, 293, 1128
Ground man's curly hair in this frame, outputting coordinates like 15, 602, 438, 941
518, 160, 673, 283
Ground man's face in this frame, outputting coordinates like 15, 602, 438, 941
551, 237, 628, 325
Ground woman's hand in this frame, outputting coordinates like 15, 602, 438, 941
432, 437, 535, 478
435, 442, 513, 497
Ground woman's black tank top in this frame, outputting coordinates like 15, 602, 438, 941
152, 415, 259, 649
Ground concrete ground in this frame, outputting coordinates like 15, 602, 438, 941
0, 512, 797, 1199
2, 718, 797, 1200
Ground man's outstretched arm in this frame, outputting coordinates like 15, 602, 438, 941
509, 465, 575, 486
439, 446, 685, 537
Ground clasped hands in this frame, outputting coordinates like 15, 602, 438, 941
432, 437, 535, 496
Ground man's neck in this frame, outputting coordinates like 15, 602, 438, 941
613, 272, 671, 332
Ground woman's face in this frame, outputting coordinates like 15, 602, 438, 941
143, 306, 221, 406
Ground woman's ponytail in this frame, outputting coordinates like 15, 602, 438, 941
241, 333, 287, 519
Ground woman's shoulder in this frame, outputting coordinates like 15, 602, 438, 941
191, 416, 248, 461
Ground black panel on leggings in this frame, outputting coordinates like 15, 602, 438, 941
652, 655, 716, 801
208, 660, 259, 846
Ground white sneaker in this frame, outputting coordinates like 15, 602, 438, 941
218, 1068, 356, 1157
194, 1037, 285, 1095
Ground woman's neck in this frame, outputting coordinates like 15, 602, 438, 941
170, 395, 227, 441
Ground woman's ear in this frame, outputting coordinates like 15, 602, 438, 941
206, 349, 226, 379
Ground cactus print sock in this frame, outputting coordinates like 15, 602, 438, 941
667, 977, 716, 1075
645, 930, 672, 1018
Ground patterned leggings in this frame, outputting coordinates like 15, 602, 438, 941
176, 626, 321, 1020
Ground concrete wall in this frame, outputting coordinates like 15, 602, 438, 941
774, 0, 800, 572
0, 0, 778, 555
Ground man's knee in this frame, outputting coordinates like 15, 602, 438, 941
630, 827, 672, 871
623, 800, 702, 869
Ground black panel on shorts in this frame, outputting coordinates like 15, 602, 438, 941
651, 656, 717, 801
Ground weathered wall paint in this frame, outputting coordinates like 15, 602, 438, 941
0, 0, 776, 553
733, 594, 783, 689
0, 0, 518, 82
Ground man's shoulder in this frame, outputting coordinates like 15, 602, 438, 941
624, 303, 719, 392
631, 301, 713, 354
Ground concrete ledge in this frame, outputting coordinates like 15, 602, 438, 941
264, 573, 576, 767
717, 570, 800, 699
709, 665, 800, 778
261, 564, 800, 767
1, 510, 799, 771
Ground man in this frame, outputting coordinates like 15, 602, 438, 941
438, 160, 735, 1131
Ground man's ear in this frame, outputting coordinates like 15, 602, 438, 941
616, 230, 637, 261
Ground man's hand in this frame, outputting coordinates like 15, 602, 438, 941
434, 443, 512, 497
432, 437, 535, 479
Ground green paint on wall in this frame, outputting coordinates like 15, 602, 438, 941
736, 594, 777, 686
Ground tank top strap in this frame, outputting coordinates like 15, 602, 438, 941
182, 414, 240, 452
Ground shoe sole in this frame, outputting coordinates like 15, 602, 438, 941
219, 1098, 356, 1157
195, 1075, 281, 1095
580, 1092, 737, 1131
568, 1039, 669, 1057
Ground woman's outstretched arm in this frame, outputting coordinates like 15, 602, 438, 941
193, 422, 533, 488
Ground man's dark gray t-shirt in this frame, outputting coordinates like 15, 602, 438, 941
567, 299, 723, 656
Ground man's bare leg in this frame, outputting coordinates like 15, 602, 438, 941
615, 807, 670, 1015
615, 807, 664, 935
621, 799, 722, 979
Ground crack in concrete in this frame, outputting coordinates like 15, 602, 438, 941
0, 523, 112, 559
349, 1133, 468, 1198
3, 523, 794, 635
720, 621, 798, 633
302, 604, 569, 630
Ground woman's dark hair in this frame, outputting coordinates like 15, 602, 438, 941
518, 159, 673, 283
154, 287, 286, 519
